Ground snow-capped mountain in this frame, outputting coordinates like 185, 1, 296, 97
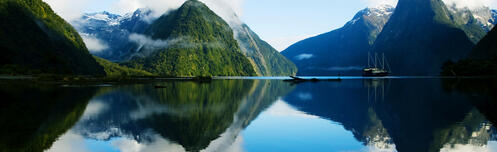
348, 5, 395, 44
72, 9, 152, 61
282, 5, 395, 76
447, 5, 497, 32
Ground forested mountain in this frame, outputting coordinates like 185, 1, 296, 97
122, 0, 256, 76
76, 3, 297, 76
372, 0, 481, 75
442, 26, 497, 76
0, 0, 105, 75
234, 24, 297, 76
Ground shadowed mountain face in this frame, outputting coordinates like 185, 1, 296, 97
282, 5, 394, 76
0, 82, 96, 152
283, 79, 497, 152
440, 26, 497, 76
372, 0, 478, 76
0, 0, 105, 75
471, 26, 497, 59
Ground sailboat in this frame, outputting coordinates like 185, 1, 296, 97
363, 52, 390, 77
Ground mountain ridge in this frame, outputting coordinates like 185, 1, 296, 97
0, 0, 105, 75
371, 0, 477, 75
281, 5, 395, 76
124, 0, 256, 76
75, 1, 297, 76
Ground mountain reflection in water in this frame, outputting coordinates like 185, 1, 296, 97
0, 78, 497, 152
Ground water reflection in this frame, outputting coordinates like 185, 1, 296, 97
283, 79, 497, 152
0, 82, 97, 152
48, 80, 294, 152
1, 78, 497, 152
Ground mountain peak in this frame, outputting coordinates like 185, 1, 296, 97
360, 5, 395, 19
182, 0, 208, 9
125, 0, 257, 76
372, 0, 476, 76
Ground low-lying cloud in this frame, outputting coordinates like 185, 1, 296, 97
129, 33, 184, 49
443, 0, 496, 9
295, 53, 314, 60
81, 34, 109, 53
128, 33, 225, 58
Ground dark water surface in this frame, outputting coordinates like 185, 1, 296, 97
1, 78, 497, 152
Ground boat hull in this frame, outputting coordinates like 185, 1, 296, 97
362, 70, 389, 77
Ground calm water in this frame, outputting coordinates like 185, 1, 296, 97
1, 78, 497, 152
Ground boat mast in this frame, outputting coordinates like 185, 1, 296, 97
382, 53, 385, 70
374, 53, 378, 69
368, 52, 371, 68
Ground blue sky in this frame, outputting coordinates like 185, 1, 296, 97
241, 0, 378, 50
44, 0, 497, 51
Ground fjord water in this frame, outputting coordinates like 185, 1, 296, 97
1, 78, 497, 152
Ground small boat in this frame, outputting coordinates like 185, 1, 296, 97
284, 76, 341, 83
363, 52, 390, 77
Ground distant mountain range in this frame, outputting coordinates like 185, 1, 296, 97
73, 9, 152, 61
74, 0, 297, 76
283, 1, 497, 76
282, 5, 395, 76
4, 0, 496, 77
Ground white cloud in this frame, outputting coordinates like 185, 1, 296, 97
47, 131, 91, 152
80, 100, 108, 120
81, 34, 109, 53
295, 53, 314, 60
111, 0, 186, 20
201, 0, 245, 26
111, 134, 186, 152
440, 141, 497, 152
442, 0, 496, 9
44, 0, 244, 24
42, 0, 100, 21
129, 33, 184, 49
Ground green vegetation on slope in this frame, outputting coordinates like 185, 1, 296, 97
94, 56, 155, 77
235, 24, 297, 76
0, 0, 104, 75
125, 0, 256, 77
